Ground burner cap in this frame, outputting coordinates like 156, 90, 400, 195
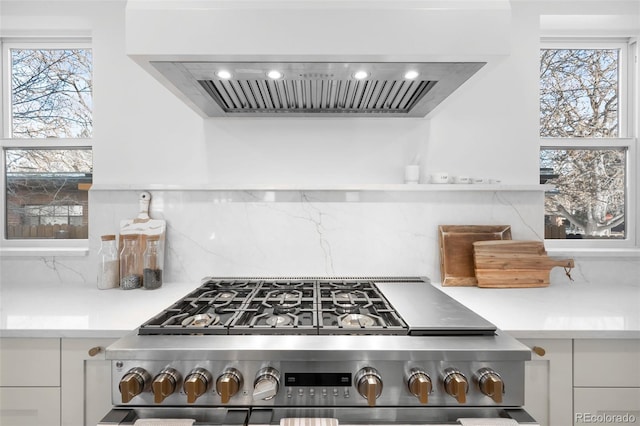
216, 291, 236, 299
265, 315, 292, 326
336, 305, 358, 314
334, 291, 353, 302
267, 290, 301, 312
272, 290, 299, 300
339, 313, 376, 328
274, 306, 300, 315
181, 313, 220, 327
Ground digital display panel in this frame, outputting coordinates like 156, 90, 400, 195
284, 373, 352, 387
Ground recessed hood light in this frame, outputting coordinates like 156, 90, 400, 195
267, 70, 283, 79
404, 70, 419, 80
353, 70, 369, 80
216, 70, 232, 79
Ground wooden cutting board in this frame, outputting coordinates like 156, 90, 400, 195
438, 225, 512, 286
473, 240, 574, 288
119, 191, 166, 279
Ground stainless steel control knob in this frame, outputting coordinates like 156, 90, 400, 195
183, 367, 212, 404
152, 367, 182, 404
253, 367, 280, 401
407, 369, 432, 404
443, 368, 468, 404
475, 368, 504, 403
216, 368, 243, 403
119, 367, 151, 403
355, 367, 383, 407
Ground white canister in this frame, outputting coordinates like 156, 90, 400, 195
404, 165, 420, 184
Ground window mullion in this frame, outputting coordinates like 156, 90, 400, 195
540, 137, 634, 149
1, 41, 11, 139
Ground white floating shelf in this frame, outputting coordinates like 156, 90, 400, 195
90, 184, 552, 192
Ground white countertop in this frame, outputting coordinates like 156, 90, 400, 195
0, 281, 200, 338
1, 280, 638, 339
436, 281, 640, 339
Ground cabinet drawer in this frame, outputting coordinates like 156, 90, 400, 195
574, 388, 640, 425
0, 338, 60, 386
574, 339, 640, 387
0, 387, 61, 426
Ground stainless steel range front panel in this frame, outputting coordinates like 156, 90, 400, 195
110, 358, 525, 407
108, 332, 529, 408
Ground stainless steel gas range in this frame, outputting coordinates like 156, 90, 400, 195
99, 277, 537, 425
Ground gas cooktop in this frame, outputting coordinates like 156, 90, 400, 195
137, 277, 496, 336
105, 276, 530, 415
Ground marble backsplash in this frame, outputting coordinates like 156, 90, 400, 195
1, 189, 541, 285
2, 188, 637, 287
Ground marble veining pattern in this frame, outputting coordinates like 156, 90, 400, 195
1, 189, 637, 289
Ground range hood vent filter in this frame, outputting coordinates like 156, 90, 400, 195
151, 62, 485, 118
199, 78, 437, 115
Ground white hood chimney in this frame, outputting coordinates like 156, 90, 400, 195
126, 0, 511, 117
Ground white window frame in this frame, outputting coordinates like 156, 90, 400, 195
1, 38, 93, 257
540, 38, 639, 252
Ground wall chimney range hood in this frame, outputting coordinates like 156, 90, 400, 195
151, 61, 485, 117
126, 1, 511, 118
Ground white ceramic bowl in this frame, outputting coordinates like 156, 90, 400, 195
430, 172, 449, 184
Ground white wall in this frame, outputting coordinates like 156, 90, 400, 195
0, 0, 638, 288
0, 0, 532, 186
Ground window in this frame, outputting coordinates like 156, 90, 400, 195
25, 204, 85, 226
9, 46, 93, 138
540, 48, 619, 138
539, 40, 636, 247
1, 39, 93, 250
5, 148, 92, 240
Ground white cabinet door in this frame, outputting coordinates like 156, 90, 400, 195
0, 338, 60, 386
574, 388, 640, 425
574, 339, 640, 387
574, 339, 640, 425
519, 338, 572, 426
0, 387, 61, 426
61, 338, 116, 426
0, 338, 62, 426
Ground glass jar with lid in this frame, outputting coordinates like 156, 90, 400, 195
97, 234, 119, 289
143, 235, 163, 290
120, 234, 141, 290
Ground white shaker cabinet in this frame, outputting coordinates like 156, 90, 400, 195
0, 338, 61, 426
61, 338, 116, 426
518, 338, 573, 426
0, 388, 61, 426
573, 339, 640, 426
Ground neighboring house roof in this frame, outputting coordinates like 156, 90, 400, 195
6, 172, 92, 190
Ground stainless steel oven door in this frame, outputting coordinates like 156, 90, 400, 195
97, 407, 248, 425
247, 407, 538, 426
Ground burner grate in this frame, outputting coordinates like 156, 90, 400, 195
138, 278, 411, 335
